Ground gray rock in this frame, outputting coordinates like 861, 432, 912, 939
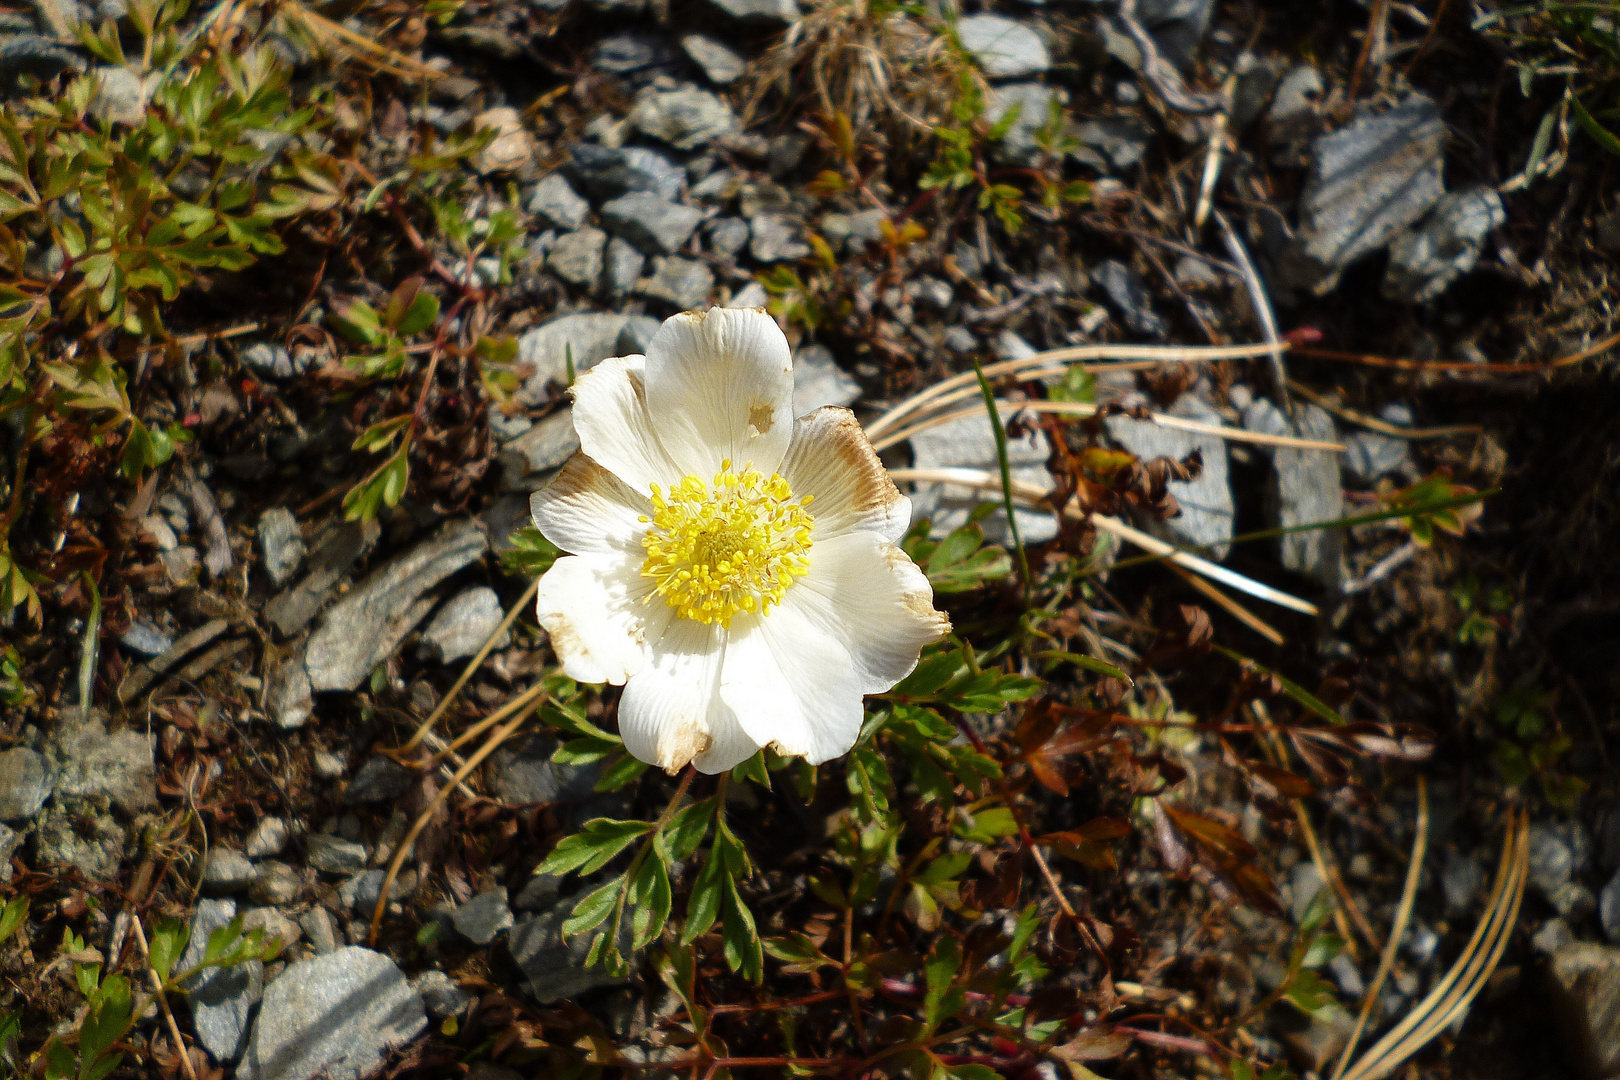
1072, 117, 1154, 173
1535, 918, 1577, 957
0, 824, 17, 882
639, 256, 714, 309
243, 907, 303, 951
909, 412, 1057, 545
1441, 850, 1485, 915
591, 31, 677, 74
1105, 394, 1234, 556
32, 799, 126, 879
691, 168, 741, 202
629, 86, 739, 150
343, 756, 415, 804
600, 236, 645, 298
242, 342, 302, 380
203, 848, 258, 895
47, 715, 156, 813
246, 817, 292, 860
0, 35, 84, 91
161, 545, 200, 584
258, 508, 306, 588
546, 227, 607, 288
265, 520, 380, 638
237, 947, 426, 1080
512, 871, 565, 911
412, 970, 473, 1019
957, 15, 1049, 79
305, 519, 488, 692
1137, 0, 1213, 69
183, 899, 262, 1064
1551, 881, 1599, 921
600, 192, 705, 255
1602, 870, 1620, 945
821, 208, 888, 252
707, 217, 750, 259
793, 345, 860, 414
500, 409, 580, 491
1404, 923, 1440, 965
1093, 260, 1167, 339
709, 0, 798, 23
267, 654, 313, 730
726, 282, 769, 308
527, 174, 590, 232
299, 907, 340, 954
1328, 952, 1364, 998
567, 144, 684, 201
509, 908, 628, 1002
312, 752, 346, 780
1288, 861, 1326, 925
1267, 64, 1323, 135
749, 212, 809, 261
421, 587, 509, 663
1530, 822, 1578, 897
1279, 94, 1447, 295
250, 861, 304, 906
120, 619, 172, 656
453, 887, 515, 944
1272, 405, 1344, 588
1546, 942, 1620, 1080
0, 747, 50, 821
338, 869, 416, 911
1277, 1001, 1356, 1073
515, 312, 663, 399
682, 34, 746, 84
89, 65, 148, 125
488, 734, 600, 806
307, 834, 368, 874
1174, 255, 1224, 292
986, 83, 1061, 166
1383, 185, 1505, 302
1343, 404, 1414, 484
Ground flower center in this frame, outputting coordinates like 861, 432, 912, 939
640, 460, 814, 628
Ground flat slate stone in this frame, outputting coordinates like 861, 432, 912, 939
792, 344, 860, 414
527, 173, 590, 231
508, 909, 628, 1003
1271, 404, 1344, 588
237, 947, 426, 1080
421, 587, 510, 663
1105, 394, 1234, 558
515, 312, 663, 402
305, 519, 488, 692
908, 411, 1058, 545
600, 192, 705, 255
1280, 94, 1447, 295
628, 86, 739, 150
682, 34, 745, 84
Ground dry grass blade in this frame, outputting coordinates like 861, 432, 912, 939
1336, 809, 1530, 1080
1286, 381, 1484, 440
870, 400, 1345, 454
1332, 776, 1429, 1080
368, 699, 543, 945
883, 466, 1319, 616
278, 1, 448, 81
402, 576, 541, 755
1163, 561, 1284, 645
865, 341, 1291, 440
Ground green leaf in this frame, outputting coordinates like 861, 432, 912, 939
683, 849, 726, 944
892, 645, 965, 697
592, 751, 649, 792
721, 874, 763, 982
147, 917, 188, 982
923, 935, 965, 1031
1281, 968, 1334, 1014
763, 932, 836, 972
663, 798, 717, 862
0, 895, 28, 944
948, 1066, 1003, 1080
539, 818, 655, 876
1572, 96, 1620, 157
1039, 649, 1132, 684
561, 877, 624, 938
628, 854, 672, 950
395, 290, 440, 337
202, 917, 246, 965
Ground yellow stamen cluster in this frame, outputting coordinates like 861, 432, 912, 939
640, 460, 814, 627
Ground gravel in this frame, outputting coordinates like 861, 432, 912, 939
956, 15, 1049, 79
639, 256, 714, 309
545, 227, 607, 288
682, 34, 746, 84
257, 508, 307, 588
342, 756, 415, 804
202, 848, 258, 895
628, 85, 739, 150
527, 173, 591, 231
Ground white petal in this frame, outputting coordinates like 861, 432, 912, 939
536, 554, 669, 686
720, 610, 864, 766
619, 618, 759, 774
643, 308, 795, 478
570, 355, 681, 495
778, 406, 910, 543
788, 531, 951, 693
530, 453, 652, 556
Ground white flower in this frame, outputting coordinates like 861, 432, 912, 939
530, 307, 950, 775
